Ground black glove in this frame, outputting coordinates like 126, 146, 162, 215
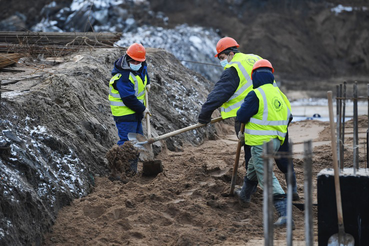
288, 114, 293, 126
198, 117, 211, 125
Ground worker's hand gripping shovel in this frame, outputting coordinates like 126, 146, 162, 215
128, 117, 223, 151
229, 123, 245, 196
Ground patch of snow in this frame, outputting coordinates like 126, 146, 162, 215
2, 91, 27, 99
331, 4, 368, 14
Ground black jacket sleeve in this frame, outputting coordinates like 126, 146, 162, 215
236, 91, 259, 123
198, 67, 240, 123
122, 95, 146, 114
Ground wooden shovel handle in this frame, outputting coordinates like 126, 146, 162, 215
230, 123, 245, 195
328, 91, 344, 227
147, 117, 223, 144
145, 90, 151, 138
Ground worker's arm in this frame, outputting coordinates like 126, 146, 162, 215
236, 91, 259, 123
198, 67, 239, 124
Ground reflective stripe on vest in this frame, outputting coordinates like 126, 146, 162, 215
220, 53, 262, 118
109, 72, 147, 116
244, 84, 288, 146
249, 88, 291, 126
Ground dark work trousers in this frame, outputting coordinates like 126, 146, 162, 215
234, 120, 293, 174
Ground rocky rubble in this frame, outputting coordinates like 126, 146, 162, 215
0, 47, 222, 245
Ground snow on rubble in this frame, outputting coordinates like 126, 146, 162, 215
0, 114, 93, 243
115, 24, 222, 82
31, 0, 222, 82
1, 116, 90, 199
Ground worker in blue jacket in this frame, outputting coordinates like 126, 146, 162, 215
108, 43, 151, 173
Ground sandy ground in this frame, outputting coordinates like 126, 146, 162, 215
42, 116, 368, 245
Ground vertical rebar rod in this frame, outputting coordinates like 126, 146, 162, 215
342, 82, 347, 169
304, 140, 313, 246
353, 82, 359, 173
263, 141, 274, 246
367, 84, 369, 168
336, 85, 341, 169
286, 140, 293, 246
339, 84, 343, 169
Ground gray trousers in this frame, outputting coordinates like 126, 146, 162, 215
246, 138, 285, 196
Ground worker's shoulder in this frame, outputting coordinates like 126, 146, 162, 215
243, 53, 262, 59
115, 70, 131, 82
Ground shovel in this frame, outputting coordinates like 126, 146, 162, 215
141, 89, 163, 176
128, 116, 223, 150
229, 123, 245, 195
327, 91, 355, 246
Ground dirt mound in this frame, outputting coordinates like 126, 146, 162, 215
43, 114, 369, 245
106, 142, 139, 179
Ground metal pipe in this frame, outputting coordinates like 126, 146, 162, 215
340, 81, 346, 170
263, 141, 274, 246
353, 82, 358, 173
286, 140, 293, 246
304, 140, 313, 246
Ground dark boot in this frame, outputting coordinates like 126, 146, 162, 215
235, 177, 258, 208
273, 196, 295, 229
128, 158, 138, 176
284, 172, 300, 201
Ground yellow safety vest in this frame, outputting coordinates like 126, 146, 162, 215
109, 72, 147, 117
244, 83, 290, 146
221, 53, 262, 119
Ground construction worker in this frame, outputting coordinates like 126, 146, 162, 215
197, 37, 299, 201
236, 59, 293, 228
108, 43, 151, 173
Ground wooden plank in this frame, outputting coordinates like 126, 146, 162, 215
0, 43, 79, 56
0, 32, 121, 46
1, 75, 42, 85
0, 53, 26, 69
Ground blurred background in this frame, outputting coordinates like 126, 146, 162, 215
1, 0, 369, 117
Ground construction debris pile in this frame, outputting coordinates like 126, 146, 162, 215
0, 47, 220, 245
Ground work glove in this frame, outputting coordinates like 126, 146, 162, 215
198, 117, 211, 125
288, 114, 293, 126
143, 108, 151, 118
146, 84, 151, 92
238, 131, 245, 143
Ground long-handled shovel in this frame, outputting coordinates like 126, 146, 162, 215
128, 116, 223, 149
141, 89, 163, 176
229, 123, 245, 196
327, 91, 355, 246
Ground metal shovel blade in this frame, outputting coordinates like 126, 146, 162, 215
128, 133, 149, 150
327, 233, 355, 246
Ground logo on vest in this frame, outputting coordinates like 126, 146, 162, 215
273, 97, 283, 111
247, 58, 257, 66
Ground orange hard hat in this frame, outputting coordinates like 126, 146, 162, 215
214, 37, 239, 57
126, 43, 146, 62
251, 59, 274, 80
